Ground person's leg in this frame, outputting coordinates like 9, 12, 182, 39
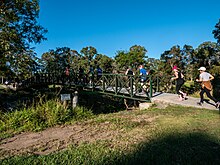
178, 83, 186, 98
199, 88, 205, 103
204, 88, 220, 108
204, 88, 218, 103
176, 84, 183, 100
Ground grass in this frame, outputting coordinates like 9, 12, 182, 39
1, 103, 220, 164
0, 99, 94, 139
0, 85, 5, 90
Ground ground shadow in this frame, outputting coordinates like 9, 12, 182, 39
79, 90, 126, 114
113, 132, 220, 165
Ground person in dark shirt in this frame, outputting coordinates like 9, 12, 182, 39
96, 65, 103, 80
125, 66, 134, 88
171, 66, 186, 101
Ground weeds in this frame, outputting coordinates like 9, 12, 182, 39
0, 98, 94, 139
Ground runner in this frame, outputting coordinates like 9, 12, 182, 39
171, 65, 186, 101
196, 66, 220, 108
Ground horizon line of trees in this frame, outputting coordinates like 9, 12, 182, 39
1, 1, 220, 88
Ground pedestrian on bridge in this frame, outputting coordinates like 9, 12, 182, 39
78, 66, 85, 84
95, 65, 103, 80
64, 65, 70, 84
125, 66, 134, 89
196, 67, 220, 108
171, 65, 186, 101
139, 64, 148, 93
88, 65, 94, 85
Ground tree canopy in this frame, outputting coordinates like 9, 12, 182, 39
213, 19, 220, 45
0, 1, 219, 94
0, 0, 47, 78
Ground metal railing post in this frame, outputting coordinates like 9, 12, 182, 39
150, 75, 153, 98
130, 76, 133, 97
157, 76, 159, 92
102, 75, 105, 92
115, 75, 118, 94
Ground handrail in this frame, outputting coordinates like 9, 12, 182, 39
6, 73, 162, 102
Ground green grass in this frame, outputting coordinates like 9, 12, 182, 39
0, 85, 6, 90
1, 105, 220, 164
0, 99, 94, 139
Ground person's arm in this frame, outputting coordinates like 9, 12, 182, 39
181, 73, 184, 78
196, 75, 203, 82
172, 72, 178, 80
125, 69, 128, 75
209, 74, 214, 81
139, 69, 142, 76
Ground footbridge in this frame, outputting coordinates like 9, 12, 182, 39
19, 73, 160, 102
3, 73, 220, 111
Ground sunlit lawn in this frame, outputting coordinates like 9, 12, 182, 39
1, 105, 220, 164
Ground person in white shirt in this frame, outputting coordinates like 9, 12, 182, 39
196, 67, 220, 108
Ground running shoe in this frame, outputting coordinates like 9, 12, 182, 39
197, 102, 203, 106
215, 102, 220, 109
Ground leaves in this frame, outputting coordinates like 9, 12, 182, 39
0, 0, 47, 78
213, 19, 220, 44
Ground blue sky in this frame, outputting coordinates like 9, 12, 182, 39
35, 0, 220, 59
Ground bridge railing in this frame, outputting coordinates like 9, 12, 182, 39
92, 73, 159, 99
18, 72, 162, 101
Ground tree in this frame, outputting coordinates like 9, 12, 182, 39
194, 42, 220, 76
213, 19, 220, 45
0, 0, 47, 77
181, 45, 196, 80
41, 47, 71, 75
114, 45, 148, 72
160, 45, 183, 72
94, 54, 114, 73
80, 46, 97, 63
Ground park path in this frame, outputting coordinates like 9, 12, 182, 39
151, 92, 219, 111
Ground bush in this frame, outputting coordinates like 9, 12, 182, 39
0, 99, 94, 138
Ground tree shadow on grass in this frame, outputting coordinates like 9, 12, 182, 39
114, 132, 220, 165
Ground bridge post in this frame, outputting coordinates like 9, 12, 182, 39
130, 77, 134, 97
102, 75, 105, 92
72, 91, 78, 108
115, 75, 118, 94
156, 76, 159, 92
150, 75, 153, 98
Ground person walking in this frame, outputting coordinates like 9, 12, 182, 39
196, 67, 220, 108
171, 65, 186, 101
125, 66, 134, 89
64, 65, 70, 83
96, 65, 103, 80
139, 64, 148, 93
88, 65, 94, 85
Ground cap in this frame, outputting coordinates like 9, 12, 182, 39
172, 65, 178, 70
198, 67, 206, 71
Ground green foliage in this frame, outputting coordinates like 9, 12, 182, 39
115, 45, 148, 71
0, 99, 94, 138
0, 0, 47, 78
213, 18, 220, 44
94, 54, 114, 73
1, 106, 220, 164
73, 106, 94, 120
41, 46, 114, 75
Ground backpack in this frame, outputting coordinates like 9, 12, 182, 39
201, 81, 212, 90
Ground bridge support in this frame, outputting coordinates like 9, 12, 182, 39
72, 91, 78, 108
139, 102, 153, 110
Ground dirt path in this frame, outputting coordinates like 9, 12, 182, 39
0, 122, 121, 158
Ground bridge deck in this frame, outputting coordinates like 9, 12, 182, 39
151, 92, 219, 111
